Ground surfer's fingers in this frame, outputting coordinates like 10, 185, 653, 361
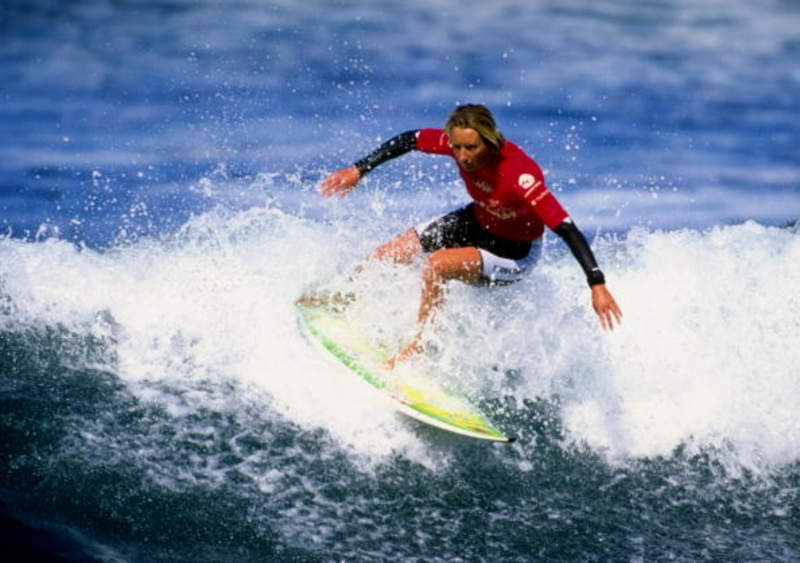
595, 303, 616, 331
605, 296, 622, 323
319, 174, 343, 197
592, 285, 622, 331
606, 301, 623, 329
612, 302, 623, 324
320, 167, 360, 198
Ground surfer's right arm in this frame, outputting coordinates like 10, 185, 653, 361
320, 130, 419, 198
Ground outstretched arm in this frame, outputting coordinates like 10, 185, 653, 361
553, 219, 622, 330
319, 130, 419, 198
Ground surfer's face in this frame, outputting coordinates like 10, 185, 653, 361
449, 127, 493, 172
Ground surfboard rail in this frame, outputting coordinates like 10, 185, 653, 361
296, 301, 513, 442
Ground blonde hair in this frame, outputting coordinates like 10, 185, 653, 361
444, 104, 505, 151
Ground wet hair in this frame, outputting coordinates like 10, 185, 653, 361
444, 104, 505, 151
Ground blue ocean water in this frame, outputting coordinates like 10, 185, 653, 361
1, 0, 799, 561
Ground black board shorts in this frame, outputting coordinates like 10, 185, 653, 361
413, 204, 541, 285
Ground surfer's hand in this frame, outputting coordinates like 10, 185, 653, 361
591, 284, 622, 331
320, 166, 361, 198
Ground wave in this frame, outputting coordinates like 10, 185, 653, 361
2, 204, 799, 474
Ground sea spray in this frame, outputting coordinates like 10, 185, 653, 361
559, 223, 800, 469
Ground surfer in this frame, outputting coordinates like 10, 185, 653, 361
315, 104, 622, 367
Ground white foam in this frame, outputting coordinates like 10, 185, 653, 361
558, 223, 800, 470
2, 206, 799, 472
0, 205, 446, 468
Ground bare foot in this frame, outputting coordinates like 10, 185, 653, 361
296, 290, 355, 312
384, 339, 424, 370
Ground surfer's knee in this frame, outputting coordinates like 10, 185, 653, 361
422, 251, 449, 284
423, 248, 482, 284
371, 228, 421, 263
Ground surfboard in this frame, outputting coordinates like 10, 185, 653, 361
296, 301, 513, 442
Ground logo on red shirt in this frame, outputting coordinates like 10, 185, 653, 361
519, 173, 542, 199
474, 179, 493, 194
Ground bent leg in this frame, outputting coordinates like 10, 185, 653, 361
298, 229, 423, 311
368, 228, 423, 264
339, 228, 423, 287
418, 247, 482, 325
387, 246, 482, 368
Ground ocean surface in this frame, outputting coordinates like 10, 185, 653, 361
2, 0, 800, 561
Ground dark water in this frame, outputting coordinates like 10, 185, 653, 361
2, 0, 800, 561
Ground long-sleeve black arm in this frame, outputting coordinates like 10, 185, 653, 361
553, 220, 606, 286
354, 130, 418, 176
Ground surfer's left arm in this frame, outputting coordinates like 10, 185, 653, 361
553, 219, 623, 331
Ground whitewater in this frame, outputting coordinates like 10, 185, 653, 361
3, 187, 800, 462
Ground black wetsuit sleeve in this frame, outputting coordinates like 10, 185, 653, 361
354, 130, 418, 176
553, 220, 606, 286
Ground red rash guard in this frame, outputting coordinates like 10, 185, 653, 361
415, 128, 569, 243
352, 127, 606, 286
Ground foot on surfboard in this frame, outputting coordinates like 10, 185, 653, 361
384, 338, 424, 370
296, 290, 356, 313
